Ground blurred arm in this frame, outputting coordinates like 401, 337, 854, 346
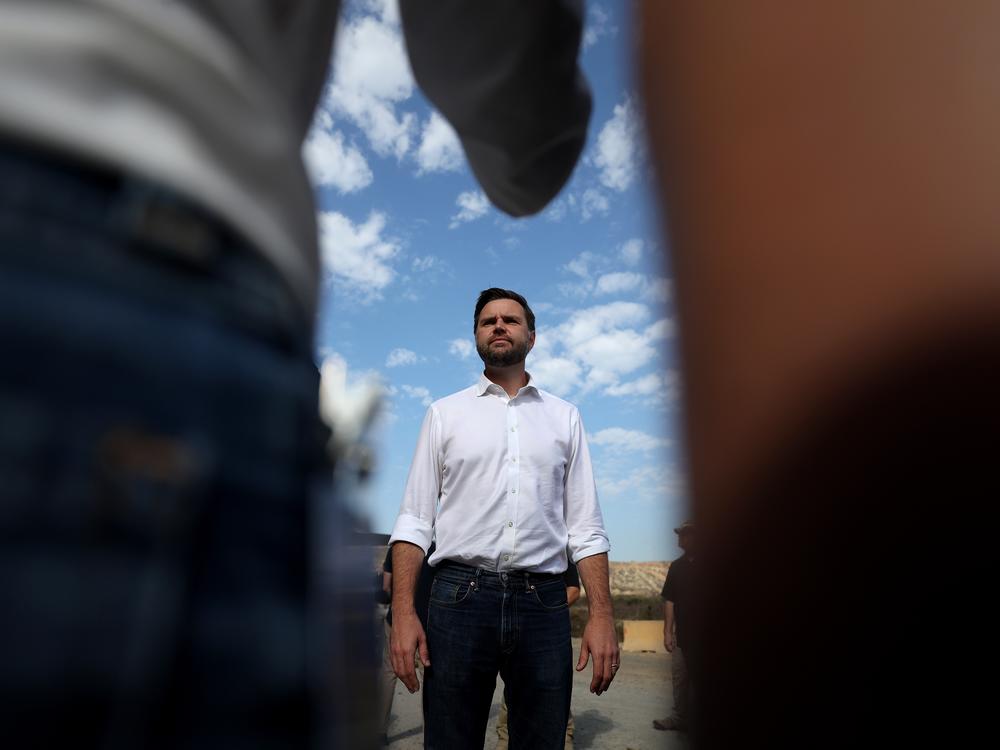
399, 0, 591, 216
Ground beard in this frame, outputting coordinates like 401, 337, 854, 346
477, 337, 531, 368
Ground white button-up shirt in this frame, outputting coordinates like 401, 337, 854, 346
389, 373, 610, 573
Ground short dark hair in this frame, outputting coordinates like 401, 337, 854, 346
473, 288, 536, 332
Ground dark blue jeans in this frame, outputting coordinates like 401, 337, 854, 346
0, 143, 345, 748
423, 563, 572, 750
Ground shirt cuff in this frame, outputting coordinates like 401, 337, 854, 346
389, 512, 433, 555
569, 535, 611, 564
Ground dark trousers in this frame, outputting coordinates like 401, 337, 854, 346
0, 142, 341, 748
423, 563, 572, 750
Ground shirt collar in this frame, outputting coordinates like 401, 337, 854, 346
476, 371, 539, 398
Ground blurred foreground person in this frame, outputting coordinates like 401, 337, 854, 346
639, 2, 999, 747
0, 1, 591, 746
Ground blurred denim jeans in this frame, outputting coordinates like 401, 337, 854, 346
0, 142, 345, 748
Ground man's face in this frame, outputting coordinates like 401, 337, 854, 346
678, 530, 694, 554
475, 298, 535, 368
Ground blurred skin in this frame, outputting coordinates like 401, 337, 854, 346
639, 0, 1000, 529
638, 2, 1000, 745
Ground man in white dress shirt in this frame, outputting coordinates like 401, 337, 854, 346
388, 288, 620, 749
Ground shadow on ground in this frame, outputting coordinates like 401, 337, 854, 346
572, 708, 615, 749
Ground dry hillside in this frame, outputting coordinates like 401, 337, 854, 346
608, 561, 669, 597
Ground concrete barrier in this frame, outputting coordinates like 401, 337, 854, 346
622, 620, 666, 653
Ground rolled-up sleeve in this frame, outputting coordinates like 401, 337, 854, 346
389, 405, 441, 554
564, 407, 610, 563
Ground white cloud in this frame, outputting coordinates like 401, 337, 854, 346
318, 210, 400, 302
561, 245, 669, 303
604, 370, 680, 405
449, 338, 474, 360
415, 111, 464, 173
646, 278, 672, 303
593, 97, 642, 192
449, 190, 490, 228
528, 357, 582, 397
544, 196, 570, 222
589, 427, 669, 452
412, 255, 439, 273
528, 302, 674, 397
557, 280, 594, 299
620, 238, 644, 266
564, 251, 600, 279
604, 372, 664, 397
577, 329, 657, 377
595, 271, 645, 296
386, 347, 419, 368
583, 4, 617, 48
559, 301, 650, 344
303, 128, 373, 193
580, 188, 610, 220
598, 464, 683, 503
324, 11, 416, 159
644, 318, 675, 341
400, 384, 433, 407
595, 272, 672, 303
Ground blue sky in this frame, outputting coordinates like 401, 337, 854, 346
307, 0, 686, 562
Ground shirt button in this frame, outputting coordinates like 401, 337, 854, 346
511, 457, 517, 463
508, 521, 514, 528
510, 426, 516, 432
510, 488, 517, 494
504, 555, 510, 561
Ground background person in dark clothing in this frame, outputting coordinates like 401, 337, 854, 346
655, 521, 695, 732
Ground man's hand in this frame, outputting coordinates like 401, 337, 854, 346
575, 552, 620, 695
576, 613, 621, 695
390, 610, 430, 693
389, 542, 431, 692
664, 630, 676, 653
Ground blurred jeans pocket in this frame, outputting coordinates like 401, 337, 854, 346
0, 399, 211, 738
0, 143, 324, 747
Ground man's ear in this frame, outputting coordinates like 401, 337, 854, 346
527, 331, 536, 353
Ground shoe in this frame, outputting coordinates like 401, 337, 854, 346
653, 717, 687, 731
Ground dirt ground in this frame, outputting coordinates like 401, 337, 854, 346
383, 638, 692, 750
